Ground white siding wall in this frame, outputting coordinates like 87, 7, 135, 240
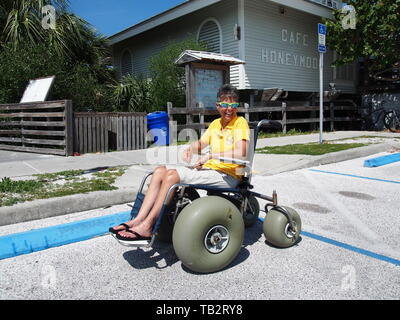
112, 0, 356, 93
113, 0, 239, 84
243, 0, 356, 92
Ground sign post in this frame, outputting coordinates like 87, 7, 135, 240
318, 23, 326, 144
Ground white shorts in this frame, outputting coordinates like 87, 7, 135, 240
165, 165, 239, 188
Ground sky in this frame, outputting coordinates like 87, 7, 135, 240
69, 0, 187, 37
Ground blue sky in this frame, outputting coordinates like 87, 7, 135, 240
69, 0, 187, 37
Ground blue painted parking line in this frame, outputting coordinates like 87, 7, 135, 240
258, 218, 400, 267
309, 169, 400, 184
364, 153, 400, 167
0, 211, 131, 260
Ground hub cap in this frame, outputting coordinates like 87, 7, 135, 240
204, 225, 230, 254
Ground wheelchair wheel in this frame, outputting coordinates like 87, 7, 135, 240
243, 195, 260, 228
157, 187, 199, 243
263, 206, 301, 248
172, 196, 244, 273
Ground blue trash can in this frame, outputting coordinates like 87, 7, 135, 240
147, 111, 169, 146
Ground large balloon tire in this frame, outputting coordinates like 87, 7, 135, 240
243, 195, 260, 228
157, 188, 200, 243
263, 206, 301, 248
172, 196, 244, 273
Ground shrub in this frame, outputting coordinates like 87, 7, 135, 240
148, 38, 208, 110
110, 74, 153, 112
0, 43, 115, 111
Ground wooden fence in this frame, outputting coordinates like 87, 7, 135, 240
0, 100, 73, 156
168, 100, 360, 133
74, 112, 147, 154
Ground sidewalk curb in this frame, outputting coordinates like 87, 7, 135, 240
259, 142, 397, 175
0, 188, 137, 227
307, 142, 397, 168
1, 142, 398, 227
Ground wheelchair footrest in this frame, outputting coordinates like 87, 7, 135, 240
113, 234, 155, 248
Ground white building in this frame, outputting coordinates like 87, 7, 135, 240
108, 0, 357, 94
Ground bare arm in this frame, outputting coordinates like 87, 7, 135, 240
193, 139, 249, 169
182, 139, 209, 164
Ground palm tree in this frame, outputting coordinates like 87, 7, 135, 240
0, 0, 110, 69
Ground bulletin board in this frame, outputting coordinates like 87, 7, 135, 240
20, 76, 55, 103
195, 68, 224, 109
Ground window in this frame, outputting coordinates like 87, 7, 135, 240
197, 18, 222, 53
121, 49, 133, 77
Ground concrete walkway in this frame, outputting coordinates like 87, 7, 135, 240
1, 131, 399, 226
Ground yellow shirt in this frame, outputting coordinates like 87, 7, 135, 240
200, 116, 250, 180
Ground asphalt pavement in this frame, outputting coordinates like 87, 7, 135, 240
0, 130, 399, 226
0, 151, 399, 300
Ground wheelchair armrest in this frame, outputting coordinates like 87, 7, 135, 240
218, 157, 251, 167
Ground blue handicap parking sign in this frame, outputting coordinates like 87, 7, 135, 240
318, 44, 326, 53
318, 23, 326, 35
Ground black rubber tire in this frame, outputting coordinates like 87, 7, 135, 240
157, 187, 200, 243
172, 196, 244, 273
243, 195, 260, 228
384, 111, 400, 132
263, 206, 301, 248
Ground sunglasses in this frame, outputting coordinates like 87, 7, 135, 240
217, 102, 240, 109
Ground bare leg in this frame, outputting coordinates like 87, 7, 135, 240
119, 169, 180, 238
110, 166, 166, 233
133, 166, 167, 223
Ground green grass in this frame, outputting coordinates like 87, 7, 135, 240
256, 142, 369, 156
257, 128, 320, 139
0, 177, 44, 193
33, 169, 85, 182
0, 167, 127, 207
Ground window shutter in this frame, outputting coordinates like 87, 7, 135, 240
198, 21, 221, 53
121, 50, 133, 77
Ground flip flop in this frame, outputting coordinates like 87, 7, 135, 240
116, 230, 152, 246
109, 223, 131, 235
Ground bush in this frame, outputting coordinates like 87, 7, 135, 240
0, 42, 115, 111
110, 74, 153, 112
148, 38, 208, 110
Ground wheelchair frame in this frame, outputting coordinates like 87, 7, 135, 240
126, 120, 300, 248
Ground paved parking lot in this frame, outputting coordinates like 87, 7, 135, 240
0, 152, 399, 300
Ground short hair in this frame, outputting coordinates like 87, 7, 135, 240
217, 84, 239, 101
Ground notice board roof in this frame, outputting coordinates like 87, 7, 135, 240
175, 50, 246, 66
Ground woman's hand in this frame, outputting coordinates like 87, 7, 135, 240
182, 147, 193, 164
193, 153, 212, 169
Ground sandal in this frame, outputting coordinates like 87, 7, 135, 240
109, 223, 131, 235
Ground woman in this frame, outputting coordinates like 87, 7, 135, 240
110, 84, 250, 243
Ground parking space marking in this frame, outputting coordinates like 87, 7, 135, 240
258, 218, 400, 267
0, 210, 131, 260
302, 170, 383, 243
309, 169, 400, 184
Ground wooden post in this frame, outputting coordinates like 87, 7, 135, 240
330, 102, 335, 131
167, 102, 175, 145
199, 102, 205, 131
65, 100, 74, 156
249, 93, 255, 121
282, 102, 287, 134
244, 103, 250, 123
185, 64, 195, 126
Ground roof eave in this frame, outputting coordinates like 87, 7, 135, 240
107, 0, 222, 46
270, 0, 334, 19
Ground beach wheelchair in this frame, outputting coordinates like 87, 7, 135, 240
120, 120, 302, 273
